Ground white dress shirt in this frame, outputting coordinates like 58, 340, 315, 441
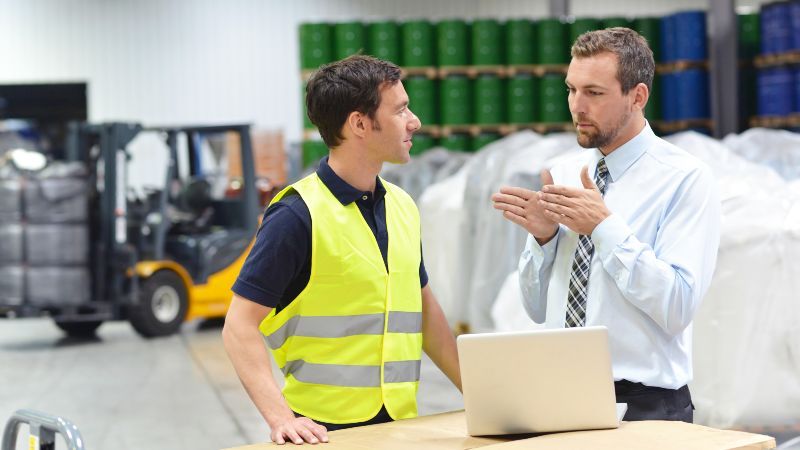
519, 123, 720, 389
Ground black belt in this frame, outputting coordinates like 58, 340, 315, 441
614, 379, 689, 396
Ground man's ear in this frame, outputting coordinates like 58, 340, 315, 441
633, 82, 649, 112
346, 111, 368, 138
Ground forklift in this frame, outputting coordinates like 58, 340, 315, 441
0, 123, 261, 337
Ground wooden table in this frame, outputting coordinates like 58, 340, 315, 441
223, 411, 776, 450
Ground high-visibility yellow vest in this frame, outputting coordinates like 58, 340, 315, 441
259, 173, 423, 424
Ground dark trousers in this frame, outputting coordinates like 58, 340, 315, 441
615, 379, 693, 422
296, 405, 393, 431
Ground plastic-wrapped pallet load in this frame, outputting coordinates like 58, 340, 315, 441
665, 131, 800, 429
380, 148, 471, 201
722, 127, 800, 182
0, 161, 91, 308
417, 131, 580, 330
463, 132, 580, 332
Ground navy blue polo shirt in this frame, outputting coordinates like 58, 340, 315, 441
232, 157, 429, 313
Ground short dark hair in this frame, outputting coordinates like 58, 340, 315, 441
305, 55, 402, 148
571, 27, 654, 94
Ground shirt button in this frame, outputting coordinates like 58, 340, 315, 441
362, 195, 368, 200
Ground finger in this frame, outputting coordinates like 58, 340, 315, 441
285, 428, 303, 445
499, 186, 536, 199
502, 210, 528, 228
542, 208, 570, 224
540, 201, 576, 220
272, 430, 286, 445
542, 184, 583, 197
541, 168, 554, 186
493, 202, 526, 217
311, 424, 329, 443
492, 193, 527, 207
297, 426, 319, 444
580, 165, 598, 191
539, 193, 574, 207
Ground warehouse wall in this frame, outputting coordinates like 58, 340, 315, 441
0, 0, 765, 142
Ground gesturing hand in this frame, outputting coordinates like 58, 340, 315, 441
538, 165, 610, 236
492, 169, 559, 244
271, 416, 329, 445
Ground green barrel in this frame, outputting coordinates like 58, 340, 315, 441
368, 21, 400, 64
302, 140, 329, 168
440, 133, 471, 152
440, 76, 472, 125
410, 133, 437, 156
507, 74, 537, 124
539, 74, 570, 123
404, 76, 437, 126
536, 18, 568, 64
506, 19, 536, 65
333, 22, 366, 60
472, 19, 504, 65
437, 20, 469, 66
299, 23, 332, 70
602, 17, 632, 29
633, 17, 661, 61
569, 18, 600, 44
738, 13, 760, 61
402, 20, 435, 66
473, 132, 501, 150
474, 75, 505, 124
645, 74, 662, 121
301, 83, 314, 129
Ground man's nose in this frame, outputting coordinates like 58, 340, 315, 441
408, 110, 422, 130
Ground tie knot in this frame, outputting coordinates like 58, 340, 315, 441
595, 158, 609, 195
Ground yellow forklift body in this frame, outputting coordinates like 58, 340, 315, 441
134, 238, 254, 322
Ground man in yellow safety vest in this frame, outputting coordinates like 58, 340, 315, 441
223, 54, 461, 445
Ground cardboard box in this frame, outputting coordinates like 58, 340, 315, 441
222, 411, 775, 450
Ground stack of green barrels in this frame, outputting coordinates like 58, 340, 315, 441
299, 17, 664, 164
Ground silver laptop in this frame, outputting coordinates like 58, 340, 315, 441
457, 326, 626, 436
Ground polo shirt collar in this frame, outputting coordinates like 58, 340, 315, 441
316, 156, 386, 206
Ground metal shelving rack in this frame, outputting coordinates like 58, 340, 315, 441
549, 0, 739, 138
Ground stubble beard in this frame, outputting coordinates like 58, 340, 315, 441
576, 110, 632, 149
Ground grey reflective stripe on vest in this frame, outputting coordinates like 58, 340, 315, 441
266, 313, 385, 349
387, 311, 423, 333
283, 359, 422, 387
266, 312, 423, 349
384, 360, 421, 383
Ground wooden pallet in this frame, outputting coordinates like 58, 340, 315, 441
754, 50, 800, 68
402, 66, 438, 79
656, 60, 710, 74
655, 118, 714, 133
749, 114, 800, 128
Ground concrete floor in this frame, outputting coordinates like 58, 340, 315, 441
4, 319, 798, 450
0, 318, 463, 450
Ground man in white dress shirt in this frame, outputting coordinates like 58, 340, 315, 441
491, 28, 720, 422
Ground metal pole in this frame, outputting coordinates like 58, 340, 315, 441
708, 0, 739, 137
549, 0, 569, 18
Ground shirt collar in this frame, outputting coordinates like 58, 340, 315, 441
316, 156, 385, 206
591, 121, 655, 182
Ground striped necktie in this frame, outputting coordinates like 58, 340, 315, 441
565, 158, 610, 328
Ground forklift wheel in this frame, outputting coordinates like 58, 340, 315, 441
54, 320, 103, 338
129, 271, 188, 338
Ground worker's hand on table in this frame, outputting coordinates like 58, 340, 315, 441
271, 416, 328, 445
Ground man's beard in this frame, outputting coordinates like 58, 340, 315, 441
575, 110, 631, 149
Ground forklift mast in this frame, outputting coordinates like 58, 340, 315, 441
65, 122, 259, 312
